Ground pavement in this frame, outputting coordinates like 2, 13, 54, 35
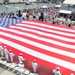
0, 2, 56, 13
0, 68, 16, 75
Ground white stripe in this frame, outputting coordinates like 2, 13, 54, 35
16, 23, 75, 37
8, 26, 75, 42
9, 18, 12, 25
17, 19, 20, 22
1, 32, 75, 58
0, 27, 74, 47
13, 18, 16, 24
4, 18, 9, 27
0, 38, 75, 71
22, 21, 75, 32
0, 17, 6, 26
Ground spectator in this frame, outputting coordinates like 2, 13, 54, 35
39, 12, 44, 21
18, 10, 22, 17
26, 13, 29, 20
68, 23, 71, 27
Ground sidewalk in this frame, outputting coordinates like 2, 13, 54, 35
0, 68, 15, 75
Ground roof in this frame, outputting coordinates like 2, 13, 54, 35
63, 0, 75, 5
55, 5, 61, 8
59, 10, 72, 14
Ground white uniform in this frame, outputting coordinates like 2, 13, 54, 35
18, 55, 25, 63
0, 44, 3, 57
17, 63, 24, 75
32, 61, 37, 73
3, 47, 9, 60
9, 51, 15, 62
53, 69, 61, 75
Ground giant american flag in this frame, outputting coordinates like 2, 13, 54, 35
0, 19, 75, 75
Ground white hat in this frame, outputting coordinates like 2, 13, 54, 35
20, 53, 22, 56
56, 67, 60, 70
10, 50, 12, 52
4, 46, 6, 48
33, 60, 36, 62
70, 73, 74, 75
20, 62, 23, 64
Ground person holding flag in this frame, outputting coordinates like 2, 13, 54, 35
32, 60, 38, 73
3, 46, 9, 60
18, 53, 25, 63
0, 43, 3, 57
9, 50, 15, 62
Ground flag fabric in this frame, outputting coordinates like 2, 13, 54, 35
0, 16, 24, 27
0, 20, 75, 75
0, 18, 1, 22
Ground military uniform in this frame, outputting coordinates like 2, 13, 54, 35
18, 53, 25, 63
53, 67, 61, 75
0, 43, 3, 57
9, 50, 15, 62
3, 46, 9, 60
32, 60, 37, 73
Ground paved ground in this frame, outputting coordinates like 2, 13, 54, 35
0, 2, 55, 13
0, 68, 16, 75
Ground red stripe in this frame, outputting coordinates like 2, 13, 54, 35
1, 34, 75, 64
24, 20, 75, 30
14, 24, 75, 40
20, 22, 75, 34
2, 26, 75, 45
1, 29, 75, 53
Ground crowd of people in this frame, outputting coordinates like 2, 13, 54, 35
0, 7, 75, 28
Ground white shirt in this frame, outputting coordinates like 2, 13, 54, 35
18, 63, 24, 68
9, 52, 14, 58
4, 48, 9, 55
17, 63, 24, 72
0, 45, 3, 51
9, 52, 15, 61
18, 55, 25, 63
32, 62, 37, 69
53, 70, 61, 75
